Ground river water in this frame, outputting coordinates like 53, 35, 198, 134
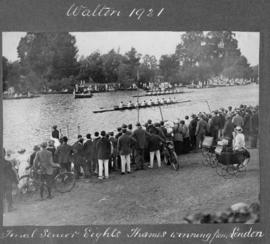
3, 84, 259, 154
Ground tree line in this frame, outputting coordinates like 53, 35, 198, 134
2, 31, 259, 93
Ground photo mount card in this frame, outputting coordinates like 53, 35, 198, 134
0, 0, 269, 244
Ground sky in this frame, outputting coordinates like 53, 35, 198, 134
2, 31, 260, 66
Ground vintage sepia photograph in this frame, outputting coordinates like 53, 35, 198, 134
2, 31, 259, 226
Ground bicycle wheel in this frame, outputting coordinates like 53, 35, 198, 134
18, 175, 39, 197
54, 172, 76, 193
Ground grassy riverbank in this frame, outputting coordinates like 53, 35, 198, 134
4, 149, 259, 225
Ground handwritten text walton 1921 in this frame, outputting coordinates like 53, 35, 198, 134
0, 226, 264, 244
66, 3, 165, 20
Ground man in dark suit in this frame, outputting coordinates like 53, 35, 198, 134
83, 134, 93, 175
72, 135, 89, 179
96, 131, 111, 180
195, 114, 209, 150
132, 122, 149, 170
148, 130, 164, 168
92, 132, 101, 174
189, 114, 198, 150
109, 132, 118, 171
55, 136, 73, 172
118, 128, 136, 174
222, 115, 234, 147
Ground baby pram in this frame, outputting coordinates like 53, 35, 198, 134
214, 141, 250, 178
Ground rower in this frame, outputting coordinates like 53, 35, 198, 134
141, 100, 146, 107
147, 99, 152, 106
119, 101, 124, 109
167, 97, 172, 103
154, 99, 159, 105
160, 98, 164, 104
127, 100, 133, 108
162, 98, 167, 104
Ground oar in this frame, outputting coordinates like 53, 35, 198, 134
156, 94, 164, 121
77, 124, 81, 135
204, 100, 212, 113
66, 124, 70, 138
137, 96, 140, 123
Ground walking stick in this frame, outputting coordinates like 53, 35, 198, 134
157, 95, 164, 121
66, 124, 70, 138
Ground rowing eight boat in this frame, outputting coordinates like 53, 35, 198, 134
93, 100, 191, 113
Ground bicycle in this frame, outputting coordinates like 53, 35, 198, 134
214, 145, 250, 179
19, 167, 76, 198
163, 140, 180, 171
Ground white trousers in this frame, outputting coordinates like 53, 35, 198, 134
150, 150, 161, 168
98, 159, 109, 179
120, 154, 131, 173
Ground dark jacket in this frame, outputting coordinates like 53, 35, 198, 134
196, 118, 208, 136
109, 136, 118, 154
47, 146, 56, 162
148, 134, 163, 152
3, 159, 18, 186
92, 137, 101, 159
56, 143, 73, 164
189, 118, 197, 136
223, 119, 234, 139
219, 114, 226, 129
83, 139, 93, 159
160, 126, 168, 138
72, 141, 84, 157
117, 133, 136, 155
132, 127, 148, 149
156, 127, 166, 139
52, 129, 60, 139
29, 151, 38, 167
96, 137, 111, 160
251, 112, 259, 134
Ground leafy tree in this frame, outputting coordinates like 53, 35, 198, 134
5, 61, 22, 90
77, 52, 105, 83
250, 65, 259, 83
174, 31, 252, 85
122, 47, 141, 86
101, 49, 123, 83
159, 54, 179, 82
2, 56, 8, 90
138, 55, 158, 85
17, 32, 79, 90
